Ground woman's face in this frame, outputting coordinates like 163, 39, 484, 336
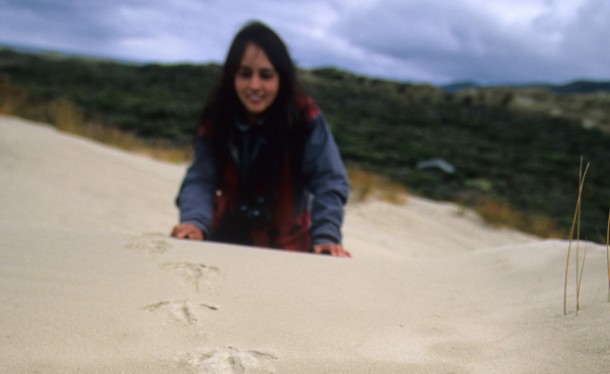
234, 43, 280, 123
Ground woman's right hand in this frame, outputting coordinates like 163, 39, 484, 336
171, 223, 205, 240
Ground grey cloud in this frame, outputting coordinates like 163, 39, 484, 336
0, 0, 608, 84
1, 0, 134, 52
331, 0, 608, 83
560, 0, 610, 77
332, 1, 539, 82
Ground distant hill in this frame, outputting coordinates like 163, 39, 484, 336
0, 42, 143, 65
443, 80, 610, 94
547, 80, 610, 94
1, 48, 609, 242
441, 81, 479, 93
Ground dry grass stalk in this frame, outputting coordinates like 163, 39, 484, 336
563, 159, 589, 316
576, 244, 587, 314
575, 158, 585, 314
606, 210, 610, 303
606, 210, 609, 302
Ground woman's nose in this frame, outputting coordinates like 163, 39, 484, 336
249, 73, 262, 89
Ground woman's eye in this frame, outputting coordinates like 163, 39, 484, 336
260, 70, 276, 80
237, 69, 252, 78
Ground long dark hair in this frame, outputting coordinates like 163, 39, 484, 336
200, 21, 309, 201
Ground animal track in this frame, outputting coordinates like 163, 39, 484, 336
162, 262, 220, 292
177, 346, 278, 373
143, 300, 218, 325
124, 233, 171, 255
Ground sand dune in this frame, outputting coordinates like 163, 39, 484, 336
1, 115, 608, 373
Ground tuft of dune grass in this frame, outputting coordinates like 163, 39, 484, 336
347, 169, 408, 205
470, 198, 562, 238
0, 78, 29, 114
47, 99, 192, 163
79, 124, 191, 163
51, 98, 84, 135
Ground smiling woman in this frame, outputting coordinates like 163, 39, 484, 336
171, 21, 351, 257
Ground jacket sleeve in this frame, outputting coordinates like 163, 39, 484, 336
175, 136, 216, 236
302, 113, 350, 245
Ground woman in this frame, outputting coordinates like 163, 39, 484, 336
171, 21, 350, 257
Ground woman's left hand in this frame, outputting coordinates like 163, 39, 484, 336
312, 243, 351, 258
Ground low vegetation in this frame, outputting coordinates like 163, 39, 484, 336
1, 48, 609, 241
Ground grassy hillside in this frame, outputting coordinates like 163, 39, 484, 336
1, 48, 609, 241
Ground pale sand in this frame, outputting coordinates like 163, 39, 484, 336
1, 115, 608, 373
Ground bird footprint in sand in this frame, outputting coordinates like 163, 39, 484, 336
124, 233, 171, 255
162, 262, 220, 292
143, 300, 218, 325
177, 346, 278, 374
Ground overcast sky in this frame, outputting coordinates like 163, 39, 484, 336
1, 0, 609, 85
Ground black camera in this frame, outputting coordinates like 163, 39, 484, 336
238, 196, 272, 228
